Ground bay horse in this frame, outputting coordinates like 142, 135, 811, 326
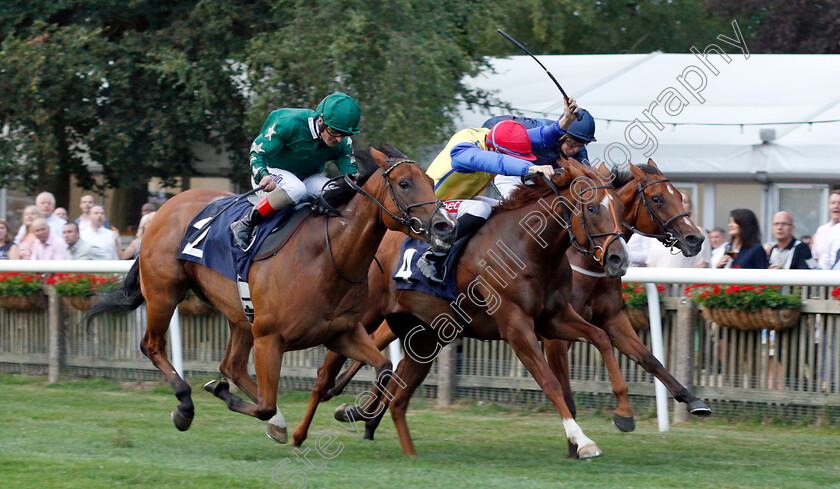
85, 146, 456, 439
295, 159, 711, 456
295, 157, 630, 457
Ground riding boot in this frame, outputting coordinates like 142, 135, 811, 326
417, 248, 447, 284
455, 214, 487, 241
231, 189, 293, 251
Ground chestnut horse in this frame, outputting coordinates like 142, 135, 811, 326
85, 146, 456, 439
297, 159, 711, 456
295, 157, 630, 457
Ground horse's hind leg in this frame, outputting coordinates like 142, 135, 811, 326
291, 350, 348, 447
141, 286, 194, 431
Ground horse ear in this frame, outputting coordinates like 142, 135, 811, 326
369, 146, 387, 168
647, 158, 658, 169
629, 163, 645, 180
596, 162, 611, 179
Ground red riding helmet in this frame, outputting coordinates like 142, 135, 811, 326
485, 120, 537, 161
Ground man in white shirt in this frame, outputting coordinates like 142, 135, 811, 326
15, 191, 66, 242
811, 190, 840, 268
708, 227, 728, 271
79, 205, 120, 259
64, 222, 110, 260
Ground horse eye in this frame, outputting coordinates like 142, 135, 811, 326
398, 180, 410, 189
651, 195, 662, 204
587, 205, 596, 213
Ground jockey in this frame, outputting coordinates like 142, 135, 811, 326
487, 102, 596, 199
417, 118, 562, 283
231, 92, 361, 251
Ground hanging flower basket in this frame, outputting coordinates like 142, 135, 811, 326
178, 295, 215, 315
621, 283, 666, 330
62, 295, 100, 311
624, 307, 653, 330
691, 284, 801, 331
0, 293, 46, 311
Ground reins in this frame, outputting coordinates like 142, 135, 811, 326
322, 159, 443, 284
623, 178, 689, 249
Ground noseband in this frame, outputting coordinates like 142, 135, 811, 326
624, 178, 690, 249
323, 159, 445, 283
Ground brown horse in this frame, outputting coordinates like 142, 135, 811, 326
294, 157, 630, 457
85, 146, 456, 439
545, 159, 711, 458
296, 159, 710, 454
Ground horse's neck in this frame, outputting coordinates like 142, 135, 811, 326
617, 181, 640, 241
323, 189, 386, 280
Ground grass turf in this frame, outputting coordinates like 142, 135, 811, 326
1, 374, 838, 489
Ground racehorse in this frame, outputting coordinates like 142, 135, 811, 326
294, 157, 630, 457
294, 159, 711, 456
85, 146, 456, 440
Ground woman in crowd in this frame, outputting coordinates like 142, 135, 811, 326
119, 212, 155, 260
0, 220, 20, 259
716, 208, 768, 269
15, 205, 43, 260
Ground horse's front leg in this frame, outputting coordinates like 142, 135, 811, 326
543, 304, 635, 433
291, 350, 347, 447
543, 337, 580, 458
327, 319, 398, 399
499, 307, 602, 458
604, 311, 711, 416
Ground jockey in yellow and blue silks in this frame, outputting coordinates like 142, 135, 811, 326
415, 99, 580, 283
486, 105, 596, 200
231, 93, 361, 250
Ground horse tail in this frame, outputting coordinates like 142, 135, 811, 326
84, 260, 145, 325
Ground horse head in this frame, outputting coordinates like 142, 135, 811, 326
359, 145, 456, 251
621, 158, 704, 256
560, 157, 629, 278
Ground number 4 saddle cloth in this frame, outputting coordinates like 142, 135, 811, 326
392, 237, 470, 302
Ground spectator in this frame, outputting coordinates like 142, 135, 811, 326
811, 190, 840, 268
0, 220, 20, 259
708, 227, 728, 271
646, 192, 711, 268
15, 205, 43, 259
80, 205, 120, 259
140, 202, 156, 216
800, 235, 812, 248
768, 212, 817, 269
63, 222, 109, 260
716, 208, 768, 269
54, 207, 69, 221
120, 211, 155, 259
625, 234, 654, 267
76, 194, 109, 232
29, 218, 67, 260
34, 192, 67, 237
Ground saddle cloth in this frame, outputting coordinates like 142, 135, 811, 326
392, 237, 469, 302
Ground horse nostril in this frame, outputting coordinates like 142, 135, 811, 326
432, 220, 454, 236
686, 234, 701, 247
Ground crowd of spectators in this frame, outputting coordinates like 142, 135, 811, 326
0, 191, 157, 261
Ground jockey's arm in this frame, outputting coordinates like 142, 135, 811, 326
450, 143, 531, 176
333, 138, 358, 175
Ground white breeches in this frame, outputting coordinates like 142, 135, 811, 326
253, 169, 330, 203
442, 196, 496, 220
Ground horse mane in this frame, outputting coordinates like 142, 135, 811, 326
609, 163, 662, 188
320, 145, 405, 208
498, 177, 567, 211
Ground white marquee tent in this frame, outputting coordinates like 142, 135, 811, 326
457, 53, 840, 184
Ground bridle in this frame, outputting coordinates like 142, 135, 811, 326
538, 172, 624, 267
322, 158, 444, 284
623, 177, 690, 249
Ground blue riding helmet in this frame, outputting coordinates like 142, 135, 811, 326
565, 109, 596, 142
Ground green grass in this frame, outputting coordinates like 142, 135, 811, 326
1, 374, 839, 489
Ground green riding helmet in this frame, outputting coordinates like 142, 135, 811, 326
316, 92, 361, 134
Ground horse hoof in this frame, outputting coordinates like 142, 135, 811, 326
171, 407, 193, 432
688, 400, 712, 417
612, 414, 636, 432
203, 379, 229, 396
577, 444, 603, 459
266, 424, 288, 444
334, 403, 360, 423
